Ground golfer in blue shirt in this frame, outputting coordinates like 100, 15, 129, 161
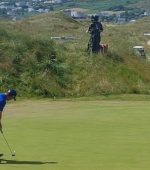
0, 89, 17, 157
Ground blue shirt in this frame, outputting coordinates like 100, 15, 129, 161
0, 93, 6, 112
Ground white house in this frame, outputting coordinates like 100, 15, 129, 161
71, 11, 86, 18
44, 0, 62, 4
63, 9, 86, 19
28, 7, 34, 12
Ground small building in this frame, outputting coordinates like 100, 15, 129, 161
63, 9, 86, 19
71, 11, 86, 19
28, 7, 34, 12
44, 0, 62, 4
63, 9, 71, 17
116, 12, 126, 23
133, 46, 145, 57
117, 17, 126, 23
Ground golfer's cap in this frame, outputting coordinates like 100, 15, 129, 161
7, 89, 17, 100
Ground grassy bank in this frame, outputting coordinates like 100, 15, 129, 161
0, 13, 150, 97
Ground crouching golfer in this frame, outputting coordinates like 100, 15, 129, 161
0, 89, 17, 157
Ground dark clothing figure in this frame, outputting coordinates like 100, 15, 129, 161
87, 16, 103, 53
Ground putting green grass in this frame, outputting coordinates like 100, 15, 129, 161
1, 99, 150, 170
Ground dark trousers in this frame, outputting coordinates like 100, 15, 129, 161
88, 33, 101, 53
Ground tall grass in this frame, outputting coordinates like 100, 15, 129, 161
0, 13, 150, 97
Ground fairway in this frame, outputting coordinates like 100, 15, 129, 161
1, 99, 150, 170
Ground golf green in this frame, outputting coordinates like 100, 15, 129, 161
1, 99, 150, 170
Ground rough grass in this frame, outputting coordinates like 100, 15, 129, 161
0, 13, 150, 96
1, 98, 150, 170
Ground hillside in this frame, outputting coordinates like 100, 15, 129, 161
1, 0, 150, 20
60, 0, 150, 12
129, 0, 150, 10
0, 12, 150, 97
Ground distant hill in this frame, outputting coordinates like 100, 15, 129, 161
61, 0, 150, 12
128, 0, 150, 10
0, 12, 150, 97
1, 0, 150, 20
